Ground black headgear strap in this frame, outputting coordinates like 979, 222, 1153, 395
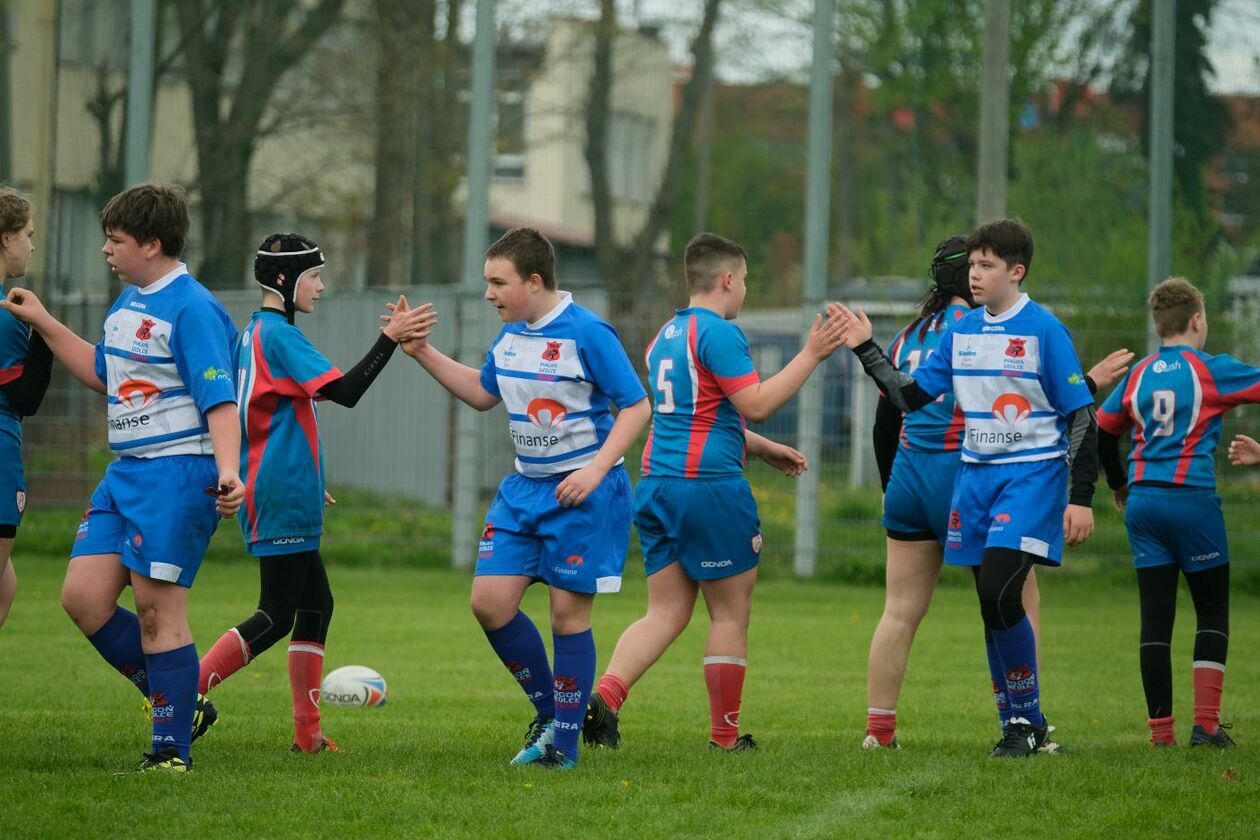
254, 233, 324, 324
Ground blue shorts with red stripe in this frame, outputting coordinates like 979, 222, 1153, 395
71, 455, 221, 587
475, 466, 631, 594
635, 476, 762, 581
944, 458, 1068, 567
1125, 484, 1229, 571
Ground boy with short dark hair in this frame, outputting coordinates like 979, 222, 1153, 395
401, 227, 651, 769
832, 218, 1101, 758
2, 183, 243, 772
1097, 276, 1260, 748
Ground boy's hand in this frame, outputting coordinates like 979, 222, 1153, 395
214, 473, 244, 518
324, 490, 336, 506
1087, 349, 1135, 392
1228, 434, 1260, 466
758, 440, 808, 476
555, 464, 608, 508
1, 287, 52, 330
805, 310, 848, 361
381, 296, 437, 345
825, 301, 873, 349
1063, 503, 1094, 546
1112, 485, 1129, 512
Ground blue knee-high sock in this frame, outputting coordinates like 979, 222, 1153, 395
983, 628, 1012, 728
87, 607, 149, 697
145, 644, 199, 762
989, 617, 1044, 726
485, 612, 555, 719
551, 629, 595, 762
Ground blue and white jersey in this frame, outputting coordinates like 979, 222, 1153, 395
94, 264, 238, 457
912, 293, 1093, 465
479, 292, 646, 478
1097, 346, 1260, 488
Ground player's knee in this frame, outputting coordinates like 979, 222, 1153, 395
470, 593, 512, 631
884, 592, 931, 628
978, 594, 1025, 631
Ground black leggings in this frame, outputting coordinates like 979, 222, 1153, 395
1136, 563, 1229, 718
234, 550, 335, 656
971, 547, 1035, 631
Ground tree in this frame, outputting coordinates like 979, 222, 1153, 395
173, 0, 346, 287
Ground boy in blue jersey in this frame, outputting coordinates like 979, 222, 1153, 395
2, 184, 243, 772
400, 227, 651, 769
864, 234, 1132, 749
196, 234, 434, 753
1097, 277, 1260, 748
583, 233, 845, 753
833, 219, 1101, 757
0, 187, 54, 628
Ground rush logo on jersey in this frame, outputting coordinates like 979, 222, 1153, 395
527, 397, 567, 429
541, 340, 562, 361
117, 378, 162, 409
991, 393, 1032, 425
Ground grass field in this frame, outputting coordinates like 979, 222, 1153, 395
2, 554, 1259, 838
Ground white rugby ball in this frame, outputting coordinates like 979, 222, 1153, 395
320, 665, 388, 708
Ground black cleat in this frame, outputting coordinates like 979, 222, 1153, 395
190, 694, 218, 743
989, 718, 1049, 758
582, 691, 621, 749
535, 743, 576, 770
709, 733, 758, 753
116, 747, 190, 774
1190, 723, 1236, 748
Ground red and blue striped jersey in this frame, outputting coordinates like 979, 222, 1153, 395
236, 310, 342, 545
887, 304, 968, 452
641, 307, 761, 479
1097, 345, 1260, 488
0, 307, 30, 434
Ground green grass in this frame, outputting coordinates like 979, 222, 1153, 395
2, 557, 1259, 838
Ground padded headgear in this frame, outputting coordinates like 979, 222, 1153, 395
930, 234, 973, 307
255, 233, 323, 322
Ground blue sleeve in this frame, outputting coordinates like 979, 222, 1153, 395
697, 320, 760, 396
172, 297, 238, 412
1096, 368, 1133, 435
1209, 355, 1260, 407
910, 325, 953, 398
577, 320, 648, 409
266, 324, 341, 398
479, 326, 509, 398
1039, 318, 1093, 416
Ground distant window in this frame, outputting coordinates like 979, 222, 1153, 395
494, 78, 527, 181
609, 112, 656, 204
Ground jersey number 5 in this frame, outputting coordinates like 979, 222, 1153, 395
656, 358, 676, 414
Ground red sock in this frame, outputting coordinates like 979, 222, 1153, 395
1193, 663, 1225, 733
866, 709, 897, 746
199, 628, 251, 694
703, 656, 746, 749
289, 641, 326, 752
597, 673, 629, 713
1148, 715, 1176, 746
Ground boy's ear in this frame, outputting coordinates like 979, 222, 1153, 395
1011, 262, 1027, 284
141, 237, 164, 259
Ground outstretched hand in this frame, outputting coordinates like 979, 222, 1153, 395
0, 287, 51, 329
805, 310, 848, 362
1228, 434, 1260, 466
1087, 349, 1135, 392
381, 295, 437, 352
825, 301, 873, 349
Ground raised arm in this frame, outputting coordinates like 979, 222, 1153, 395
828, 302, 939, 413
726, 313, 846, 423
1, 288, 103, 394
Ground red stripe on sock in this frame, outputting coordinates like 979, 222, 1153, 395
597, 673, 629, 713
704, 660, 746, 749
198, 629, 250, 694
1193, 666, 1225, 733
866, 711, 897, 746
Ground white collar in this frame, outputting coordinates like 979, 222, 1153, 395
137, 262, 189, 296
983, 292, 1030, 323
526, 291, 573, 331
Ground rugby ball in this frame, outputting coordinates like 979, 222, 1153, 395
320, 665, 388, 708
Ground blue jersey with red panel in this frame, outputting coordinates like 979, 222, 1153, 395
0, 307, 30, 434
237, 310, 343, 549
1097, 345, 1260, 488
887, 303, 968, 451
479, 293, 646, 478
640, 307, 761, 480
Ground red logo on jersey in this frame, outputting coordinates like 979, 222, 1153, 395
117, 378, 162, 409
527, 398, 567, 429
994, 513, 1012, 525
135, 318, 156, 341
564, 554, 584, 567
991, 393, 1032, 424
1005, 338, 1027, 358
541, 341, 562, 361
948, 510, 962, 531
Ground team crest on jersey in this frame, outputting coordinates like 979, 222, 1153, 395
117, 378, 162, 409
541, 341, 562, 361
15, 491, 25, 513
135, 318, 156, 340
1005, 338, 1027, 358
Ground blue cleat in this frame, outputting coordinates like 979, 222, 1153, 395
509, 715, 555, 766
536, 743, 577, 770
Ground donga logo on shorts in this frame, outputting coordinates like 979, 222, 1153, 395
1189, 551, 1222, 564
701, 560, 734, 569
271, 537, 306, 546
